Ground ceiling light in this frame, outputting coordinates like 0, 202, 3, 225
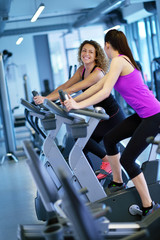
31, 3, 45, 22
16, 37, 23, 45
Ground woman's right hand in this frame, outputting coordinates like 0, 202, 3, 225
33, 95, 46, 105
64, 94, 80, 111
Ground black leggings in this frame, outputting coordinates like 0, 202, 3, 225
103, 113, 160, 179
83, 108, 125, 159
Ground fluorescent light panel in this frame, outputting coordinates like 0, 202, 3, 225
16, 37, 23, 45
31, 3, 45, 22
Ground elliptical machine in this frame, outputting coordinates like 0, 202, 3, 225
43, 90, 160, 223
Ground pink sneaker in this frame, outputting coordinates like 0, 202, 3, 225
97, 162, 112, 180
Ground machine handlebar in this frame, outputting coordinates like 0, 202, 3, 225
58, 89, 69, 102
44, 94, 109, 121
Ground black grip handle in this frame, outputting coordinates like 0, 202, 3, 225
32, 90, 48, 111
58, 89, 69, 102
32, 90, 39, 97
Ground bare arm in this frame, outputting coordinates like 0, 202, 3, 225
74, 76, 106, 102
46, 68, 82, 100
34, 67, 82, 104
34, 66, 104, 104
65, 68, 104, 95
64, 57, 123, 110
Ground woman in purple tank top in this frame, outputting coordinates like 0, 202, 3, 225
64, 29, 160, 216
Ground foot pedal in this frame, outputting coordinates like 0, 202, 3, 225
129, 204, 142, 216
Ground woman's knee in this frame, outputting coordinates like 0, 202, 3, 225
120, 155, 141, 179
103, 134, 119, 155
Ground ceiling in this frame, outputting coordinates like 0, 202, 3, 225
0, 0, 156, 37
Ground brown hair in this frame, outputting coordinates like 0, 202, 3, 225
104, 29, 139, 70
78, 40, 109, 73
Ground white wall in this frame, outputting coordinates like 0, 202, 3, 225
0, 34, 40, 115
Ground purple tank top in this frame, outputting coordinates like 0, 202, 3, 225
114, 68, 160, 118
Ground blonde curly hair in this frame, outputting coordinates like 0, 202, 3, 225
78, 40, 109, 73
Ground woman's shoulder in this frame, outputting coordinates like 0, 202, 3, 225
94, 66, 105, 75
95, 66, 103, 71
116, 54, 131, 63
111, 55, 131, 70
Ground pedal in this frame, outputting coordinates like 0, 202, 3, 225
129, 204, 142, 216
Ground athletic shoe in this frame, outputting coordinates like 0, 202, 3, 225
105, 181, 127, 195
97, 162, 112, 180
143, 201, 160, 216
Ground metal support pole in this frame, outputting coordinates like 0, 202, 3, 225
0, 52, 18, 164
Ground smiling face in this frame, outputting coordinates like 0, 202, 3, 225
81, 43, 96, 65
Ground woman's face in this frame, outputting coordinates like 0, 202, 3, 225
81, 44, 96, 65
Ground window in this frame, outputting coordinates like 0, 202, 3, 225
48, 31, 68, 89
48, 24, 106, 87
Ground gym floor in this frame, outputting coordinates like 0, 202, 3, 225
0, 157, 40, 240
